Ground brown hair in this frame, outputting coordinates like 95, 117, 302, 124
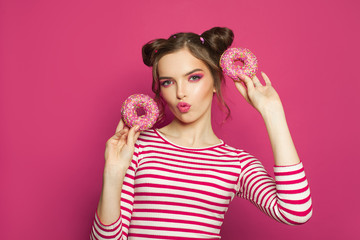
142, 27, 234, 122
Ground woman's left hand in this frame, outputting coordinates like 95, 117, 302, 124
234, 71, 283, 115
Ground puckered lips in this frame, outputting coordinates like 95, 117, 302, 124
177, 102, 191, 113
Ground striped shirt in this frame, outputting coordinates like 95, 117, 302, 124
90, 128, 312, 240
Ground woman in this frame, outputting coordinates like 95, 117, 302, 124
90, 27, 312, 240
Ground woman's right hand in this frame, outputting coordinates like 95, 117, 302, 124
97, 119, 140, 224
104, 119, 140, 173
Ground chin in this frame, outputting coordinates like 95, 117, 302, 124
169, 106, 210, 125
168, 110, 194, 123
177, 112, 207, 125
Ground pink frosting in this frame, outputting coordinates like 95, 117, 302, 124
121, 94, 159, 131
220, 47, 258, 80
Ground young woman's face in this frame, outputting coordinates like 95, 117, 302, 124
157, 48, 216, 124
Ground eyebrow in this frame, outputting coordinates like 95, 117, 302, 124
158, 68, 204, 80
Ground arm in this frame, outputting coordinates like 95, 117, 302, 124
90, 120, 140, 240
234, 72, 312, 223
91, 168, 127, 240
91, 162, 137, 240
259, 92, 300, 167
237, 152, 312, 225
235, 71, 302, 167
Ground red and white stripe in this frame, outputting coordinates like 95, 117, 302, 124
90, 129, 312, 240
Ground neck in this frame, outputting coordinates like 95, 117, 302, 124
158, 108, 220, 148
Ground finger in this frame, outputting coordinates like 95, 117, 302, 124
114, 128, 128, 142
261, 71, 272, 86
133, 131, 141, 145
118, 130, 129, 146
115, 119, 125, 133
109, 129, 128, 142
113, 128, 128, 138
252, 75, 262, 87
126, 125, 140, 146
234, 81, 250, 103
238, 74, 255, 92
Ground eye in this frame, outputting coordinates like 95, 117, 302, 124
160, 79, 173, 87
189, 74, 203, 81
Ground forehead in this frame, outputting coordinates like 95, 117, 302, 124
157, 48, 209, 76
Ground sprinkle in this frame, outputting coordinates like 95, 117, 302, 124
219, 47, 258, 80
121, 94, 159, 131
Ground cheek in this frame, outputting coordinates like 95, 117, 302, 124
160, 88, 174, 105
192, 81, 214, 99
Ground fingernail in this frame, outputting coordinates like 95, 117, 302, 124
135, 125, 140, 131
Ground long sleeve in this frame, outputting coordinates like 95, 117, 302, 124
235, 151, 312, 225
90, 129, 312, 239
90, 143, 140, 240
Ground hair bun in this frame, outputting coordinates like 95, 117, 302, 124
142, 39, 167, 66
201, 27, 234, 55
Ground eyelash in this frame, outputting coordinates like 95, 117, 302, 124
189, 74, 203, 81
160, 74, 203, 87
160, 80, 173, 87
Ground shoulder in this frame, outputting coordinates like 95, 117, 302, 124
135, 128, 166, 149
220, 142, 248, 156
220, 143, 259, 163
138, 128, 158, 140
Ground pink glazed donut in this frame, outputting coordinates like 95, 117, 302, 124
220, 47, 258, 80
121, 94, 159, 131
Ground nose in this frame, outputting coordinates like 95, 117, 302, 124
176, 81, 187, 99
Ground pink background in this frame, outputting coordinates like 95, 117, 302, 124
1, 0, 359, 239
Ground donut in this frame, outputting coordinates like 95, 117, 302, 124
121, 94, 159, 131
220, 47, 258, 80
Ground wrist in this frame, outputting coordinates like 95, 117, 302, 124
104, 162, 128, 176
103, 164, 128, 186
259, 101, 285, 121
